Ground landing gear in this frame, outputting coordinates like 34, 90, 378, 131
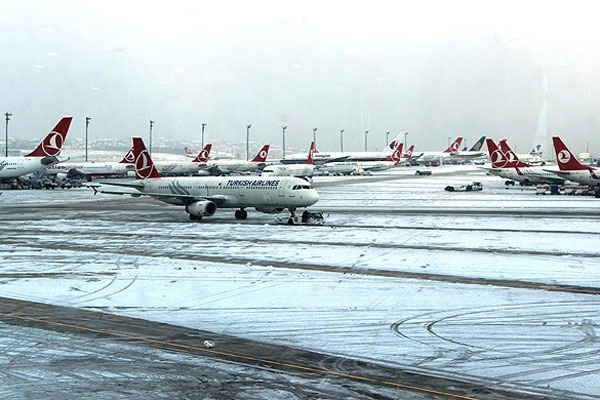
234, 209, 248, 220
189, 214, 202, 221
287, 207, 296, 225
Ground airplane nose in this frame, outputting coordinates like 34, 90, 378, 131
311, 189, 320, 204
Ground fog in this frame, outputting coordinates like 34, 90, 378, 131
1, 0, 599, 154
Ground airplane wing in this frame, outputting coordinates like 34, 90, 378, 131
320, 156, 350, 165
89, 185, 229, 205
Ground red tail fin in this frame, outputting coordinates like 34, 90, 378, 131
26, 117, 72, 157
443, 137, 463, 153
498, 140, 529, 167
184, 146, 193, 155
119, 148, 135, 164
403, 145, 414, 158
552, 137, 589, 171
131, 137, 160, 179
251, 145, 270, 162
192, 144, 212, 163
306, 141, 315, 165
386, 142, 404, 162
486, 138, 511, 168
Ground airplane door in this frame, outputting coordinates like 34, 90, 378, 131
17, 160, 23, 169
278, 182, 286, 198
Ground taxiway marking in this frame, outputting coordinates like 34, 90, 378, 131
0, 311, 478, 400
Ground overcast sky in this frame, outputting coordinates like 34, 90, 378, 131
1, 0, 600, 154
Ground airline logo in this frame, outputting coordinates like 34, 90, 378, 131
557, 150, 571, 164
135, 150, 155, 179
259, 150, 267, 159
450, 141, 460, 152
491, 149, 508, 167
41, 131, 64, 156
199, 150, 208, 159
0, 160, 7, 172
124, 150, 135, 163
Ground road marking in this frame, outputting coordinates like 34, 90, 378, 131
0, 311, 478, 400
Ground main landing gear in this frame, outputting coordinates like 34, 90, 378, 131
234, 209, 248, 220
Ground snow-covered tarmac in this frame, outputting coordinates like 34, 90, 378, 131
1, 165, 599, 399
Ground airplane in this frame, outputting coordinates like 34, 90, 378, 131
0, 117, 72, 181
154, 144, 213, 176
207, 144, 271, 174
280, 135, 402, 165
483, 139, 564, 185
92, 138, 319, 222
262, 142, 317, 177
415, 136, 464, 164
546, 137, 599, 187
447, 136, 487, 159
318, 142, 406, 175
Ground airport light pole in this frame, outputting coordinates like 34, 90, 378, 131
246, 124, 252, 161
149, 119, 155, 156
282, 125, 287, 159
4, 112, 12, 157
447, 136, 451, 147
404, 132, 409, 148
364, 130, 369, 151
313, 127, 318, 148
201, 123, 206, 149
85, 116, 91, 162
386, 131, 390, 147
340, 129, 345, 152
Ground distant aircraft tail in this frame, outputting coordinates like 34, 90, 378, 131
552, 137, 590, 171
443, 137, 463, 153
403, 144, 414, 159
26, 117, 73, 157
486, 138, 513, 168
386, 142, 403, 162
251, 145, 270, 162
192, 144, 212, 163
529, 144, 542, 156
469, 136, 486, 152
184, 146, 193, 156
131, 137, 161, 179
306, 141, 316, 165
118, 148, 135, 164
498, 140, 529, 167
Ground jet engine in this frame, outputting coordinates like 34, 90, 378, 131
254, 207, 285, 214
55, 172, 68, 182
186, 200, 217, 217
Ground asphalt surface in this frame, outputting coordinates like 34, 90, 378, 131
0, 297, 540, 400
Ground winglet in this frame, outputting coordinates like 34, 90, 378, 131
193, 144, 212, 163
251, 145, 270, 163
131, 137, 161, 179
26, 117, 73, 157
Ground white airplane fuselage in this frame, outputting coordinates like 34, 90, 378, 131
551, 169, 600, 186
45, 162, 133, 177
208, 160, 268, 173
0, 156, 59, 179
138, 176, 319, 209
486, 166, 565, 184
262, 164, 315, 177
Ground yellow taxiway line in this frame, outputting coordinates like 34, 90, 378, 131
0, 311, 478, 400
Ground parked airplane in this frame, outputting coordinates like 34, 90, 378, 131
318, 142, 406, 175
416, 137, 464, 163
448, 136, 487, 159
45, 148, 135, 180
280, 135, 402, 165
547, 137, 599, 187
207, 145, 271, 174
262, 142, 316, 177
0, 117, 72, 181
93, 138, 318, 221
483, 139, 564, 185
155, 144, 213, 176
